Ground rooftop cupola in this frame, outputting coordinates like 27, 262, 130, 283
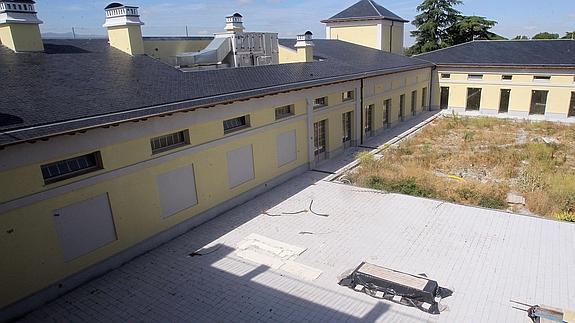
225, 12, 244, 33
0, 0, 43, 52
294, 31, 314, 62
103, 2, 145, 55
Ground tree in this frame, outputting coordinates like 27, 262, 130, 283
407, 0, 462, 55
532, 32, 560, 39
513, 35, 529, 40
562, 32, 575, 39
447, 15, 498, 44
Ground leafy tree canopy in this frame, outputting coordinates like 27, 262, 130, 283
532, 32, 560, 39
407, 0, 462, 55
562, 32, 575, 39
447, 15, 498, 44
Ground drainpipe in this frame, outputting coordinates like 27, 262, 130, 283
389, 21, 394, 53
428, 66, 435, 111
360, 78, 365, 145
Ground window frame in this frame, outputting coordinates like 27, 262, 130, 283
466, 88, 482, 111
223, 115, 250, 134
468, 74, 484, 80
529, 90, 548, 115
499, 89, 511, 113
569, 92, 575, 117
502, 75, 513, 81
441, 73, 451, 79
313, 96, 329, 109
41, 152, 103, 184
150, 130, 190, 155
342, 90, 355, 102
275, 104, 294, 120
534, 75, 551, 82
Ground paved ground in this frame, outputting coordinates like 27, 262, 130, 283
18, 111, 575, 322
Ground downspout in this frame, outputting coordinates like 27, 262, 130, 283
428, 66, 435, 111
360, 78, 365, 145
389, 21, 394, 52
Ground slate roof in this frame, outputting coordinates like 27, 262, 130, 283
416, 40, 575, 67
0, 39, 431, 146
321, 0, 408, 23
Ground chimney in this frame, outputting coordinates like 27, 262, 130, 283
0, 0, 43, 52
225, 13, 244, 33
294, 31, 314, 63
103, 2, 144, 55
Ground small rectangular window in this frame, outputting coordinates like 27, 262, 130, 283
313, 97, 328, 109
441, 73, 451, 79
502, 75, 513, 81
534, 75, 551, 81
342, 90, 355, 101
275, 105, 294, 120
41, 152, 102, 184
466, 88, 482, 111
468, 74, 483, 80
223, 115, 250, 133
150, 130, 189, 154
530, 90, 548, 115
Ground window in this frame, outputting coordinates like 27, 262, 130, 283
440, 87, 450, 109
441, 73, 451, 79
275, 105, 294, 120
530, 90, 548, 115
502, 75, 513, 81
150, 130, 189, 154
365, 105, 374, 134
421, 87, 427, 109
468, 74, 483, 80
313, 96, 328, 109
223, 115, 249, 133
342, 112, 352, 143
534, 75, 551, 81
314, 120, 327, 157
569, 92, 575, 117
342, 90, 355, 101
411, 90, 417, 115
499, 89, 511, 113
383, 99, 391, 126
41, 152, 102, 184
399, 94, 405, 120
466, 88, 482, 111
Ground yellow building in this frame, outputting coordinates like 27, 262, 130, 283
416, 40, 575, 120
0, 1, 435, 319
321, 0, 407, 54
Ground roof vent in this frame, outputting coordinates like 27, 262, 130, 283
225, 12, 244, 33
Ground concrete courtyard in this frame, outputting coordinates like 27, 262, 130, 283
16, 112, 575, 322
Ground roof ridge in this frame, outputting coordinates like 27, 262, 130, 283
367, 0, 383, 16
414, 41, 472, 57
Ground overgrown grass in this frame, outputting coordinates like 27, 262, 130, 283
349, 116, 575, 220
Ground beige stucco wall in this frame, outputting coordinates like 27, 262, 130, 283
431, 67, 575, 118
0, 24, 43, 52
329, 24, 380, 50
107, 25, 144, 55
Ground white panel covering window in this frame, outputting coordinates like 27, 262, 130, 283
227, 145, 255, 188
156, 166, 198, 218
277, 130, 297, 167
53, 194, 117, 262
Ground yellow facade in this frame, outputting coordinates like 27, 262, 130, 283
0, 68, 432, 309
278, 45, 313, 64
143, 38, 211, 64
107, 25, 145, 55
0, 24, 43, 52
329, 25, 379, 50
431, 68, 575, 118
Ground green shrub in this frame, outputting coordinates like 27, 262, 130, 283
357, 151, 375, 168
478, 194, 507, 210
456, 187, 478, 201
463, 130, 475, 142
366, 176, 436, 198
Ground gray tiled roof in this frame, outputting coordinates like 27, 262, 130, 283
416, 40, 575, 67
0, 39, 431, 146
322, 0, 407, 23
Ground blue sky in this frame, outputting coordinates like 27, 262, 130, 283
38, 0, 575, 44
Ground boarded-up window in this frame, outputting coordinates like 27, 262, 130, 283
53, 194, 117, 262
156, 166, 198, 218
277, 130, 297, 167
227, 145, 255, 188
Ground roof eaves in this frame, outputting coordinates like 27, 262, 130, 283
321, 16, 408, 23
0, 62, 432, 147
